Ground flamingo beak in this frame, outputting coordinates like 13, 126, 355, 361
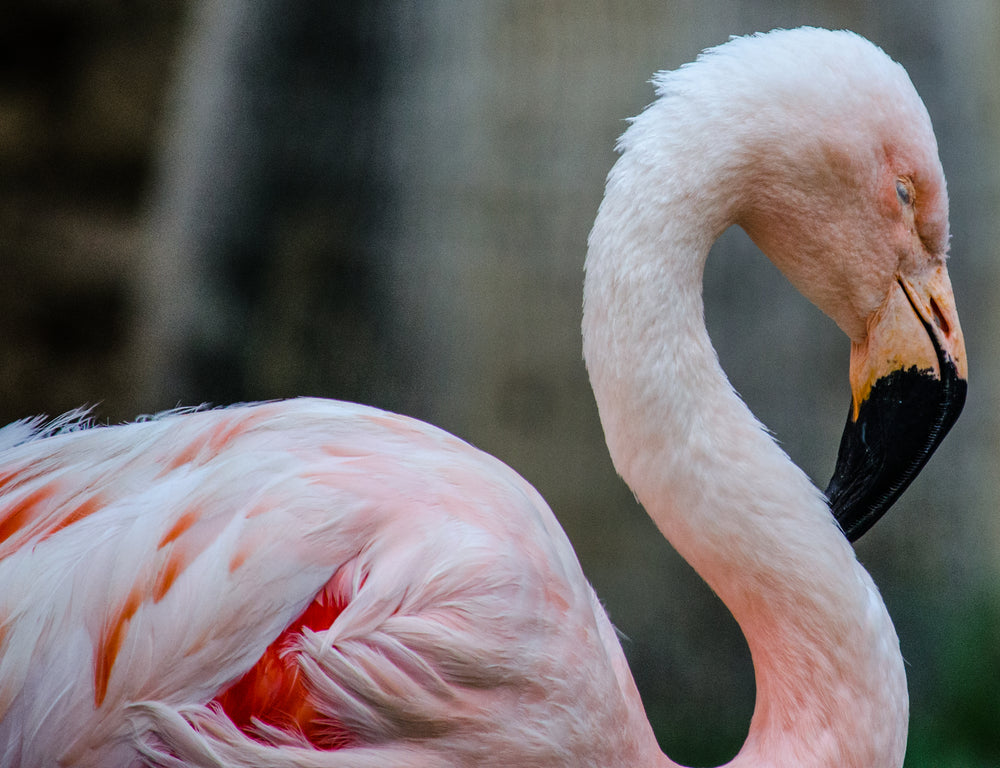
825, 264, 967, 542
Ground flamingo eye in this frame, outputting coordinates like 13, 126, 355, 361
895, 178, 912, 206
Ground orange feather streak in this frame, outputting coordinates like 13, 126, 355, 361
158, 510, 199, 549
39, 494, 105, 542
0, 483, 63, 562
94, 585, 144, 707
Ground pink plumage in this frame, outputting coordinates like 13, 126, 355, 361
0, 27, 967, 768
0, 399, 652, 766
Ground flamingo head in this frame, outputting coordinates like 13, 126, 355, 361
688, 29, 968, 539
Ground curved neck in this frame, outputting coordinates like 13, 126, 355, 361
583, 148, 907, 767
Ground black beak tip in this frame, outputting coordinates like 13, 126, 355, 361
826, 358, 966, 543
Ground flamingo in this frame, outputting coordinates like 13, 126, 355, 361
0, 26, 967, 768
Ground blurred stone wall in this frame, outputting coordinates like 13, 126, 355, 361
2, 2, 998, 765
0, 2, 184, 421
136, 1, 405, 415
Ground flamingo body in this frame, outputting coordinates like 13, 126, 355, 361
0, 399, 654, 766
0, 27, 967, 768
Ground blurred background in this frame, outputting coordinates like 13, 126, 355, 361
1, 1, 997, 765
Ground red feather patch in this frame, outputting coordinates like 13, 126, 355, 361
212, 573, 358, 749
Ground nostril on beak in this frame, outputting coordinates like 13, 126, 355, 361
929, 296, 950, 337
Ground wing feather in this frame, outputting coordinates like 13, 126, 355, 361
0, 399, 628, 767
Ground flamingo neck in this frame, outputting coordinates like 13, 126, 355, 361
583, 149, 908, 768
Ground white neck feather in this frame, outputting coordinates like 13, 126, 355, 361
583, 107, 908, 768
